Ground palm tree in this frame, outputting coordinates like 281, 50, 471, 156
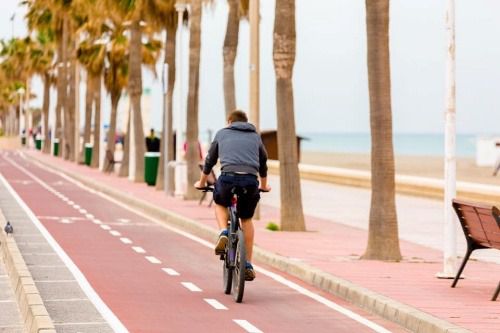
272, 0, 305, 231
103, 20, 129, 172
0, 38, 32, 136
29, 31, 55, 153
137, 0, 178, 191
222, 0, 240, 117
362, 0, 401, 261
184, 0, 203, 200
77, 38, 106, 168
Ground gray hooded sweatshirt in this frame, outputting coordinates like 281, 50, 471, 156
203, 122, 268, 177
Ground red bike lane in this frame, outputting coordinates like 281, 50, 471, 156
0, 152, 405, 333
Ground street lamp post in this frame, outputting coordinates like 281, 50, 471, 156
438, 0, 458, 279
174, 2, 187, 198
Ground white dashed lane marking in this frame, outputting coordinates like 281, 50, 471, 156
204, 299, 228, 310
100, 225, 111, 230
233, 320, 263, 333
109, 230, 121, 237
145, 256, 161, 264
161, 268, 180, 276
181, 282, 202, 292
132, 246, 145, 254
92, 219, 102, 225
120, 238, 132, 244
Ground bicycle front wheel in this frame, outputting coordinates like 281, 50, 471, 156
232, 229, 246, 303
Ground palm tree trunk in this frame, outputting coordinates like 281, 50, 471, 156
81, 73, 94, 163
156, 25, 177, 192
185, 0, 202, 200
91, 75, 102, 168
222, 0, 240, 117
42, 73, 51, 154
129, 20, 146, 182
362, 0, 401, 261
65, 58, 76, 161
119, 106, 131, 178
273, 0, 305, 231
55, 36, 66, 156
62, 15, 71, 159
104, 92, 120, 172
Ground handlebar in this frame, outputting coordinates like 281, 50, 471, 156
195, 186, 214, 192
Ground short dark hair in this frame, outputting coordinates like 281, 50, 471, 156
228, 110, 248, 123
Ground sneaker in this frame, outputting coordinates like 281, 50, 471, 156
215, 230, 228, 255
245, 262, 256, 281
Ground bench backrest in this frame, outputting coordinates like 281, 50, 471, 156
452, 199, 500, 250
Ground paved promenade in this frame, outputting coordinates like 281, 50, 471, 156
2, 147, 499, 332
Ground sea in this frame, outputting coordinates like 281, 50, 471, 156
298, 133, 478, 157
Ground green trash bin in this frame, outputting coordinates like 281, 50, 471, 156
35, 138, 42, 150
144, 152, 161, 186
53, 139, 59, 156
84, 143, 93, 166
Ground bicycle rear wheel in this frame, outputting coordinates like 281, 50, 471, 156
232, 229, 246, 303
223, 251, 233, 294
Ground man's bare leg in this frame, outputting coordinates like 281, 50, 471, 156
214, 204, 229, 254
215, 204, 229, 229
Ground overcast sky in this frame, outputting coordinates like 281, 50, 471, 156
2, 0, 500, 135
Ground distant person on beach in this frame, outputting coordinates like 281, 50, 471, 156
493, 142, 500, 176
194, 110, 271, 281
145, 128, 160, 152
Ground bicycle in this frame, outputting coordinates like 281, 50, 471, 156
197, 185, 267, 303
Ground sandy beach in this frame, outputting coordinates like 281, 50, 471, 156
301, 151, 500, 186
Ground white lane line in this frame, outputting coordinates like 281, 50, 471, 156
67, 200, 74, 205
73, 204, 81, 209
92, 219, 102, 225
204, 299, 228, 310
120, 237, 132, 244
109, 230, 121, 237
233, 320, 263, 333
145, 256, 161, 264
78, 209, 87, 214
181, 282, 202, 292
26, 154, 392, 333
86, 214, 94, 219
0, 165, 128, 333
161, 268, 180, 276
100, 225, 111, 230
117, 218, 130, 223
132, 246, 146, 254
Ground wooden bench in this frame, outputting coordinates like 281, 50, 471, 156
451, 199, 500, 301
104, 149, 121, 173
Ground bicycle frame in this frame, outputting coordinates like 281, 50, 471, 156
226, 195, 240, 266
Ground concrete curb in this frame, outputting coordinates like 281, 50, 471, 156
0, 211, 56, 333
30, 153, 471, 333
268, 160, 500, 206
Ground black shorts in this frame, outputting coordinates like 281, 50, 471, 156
213, 174, 260, 219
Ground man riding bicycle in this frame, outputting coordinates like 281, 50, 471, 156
195, 110, 270, 281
